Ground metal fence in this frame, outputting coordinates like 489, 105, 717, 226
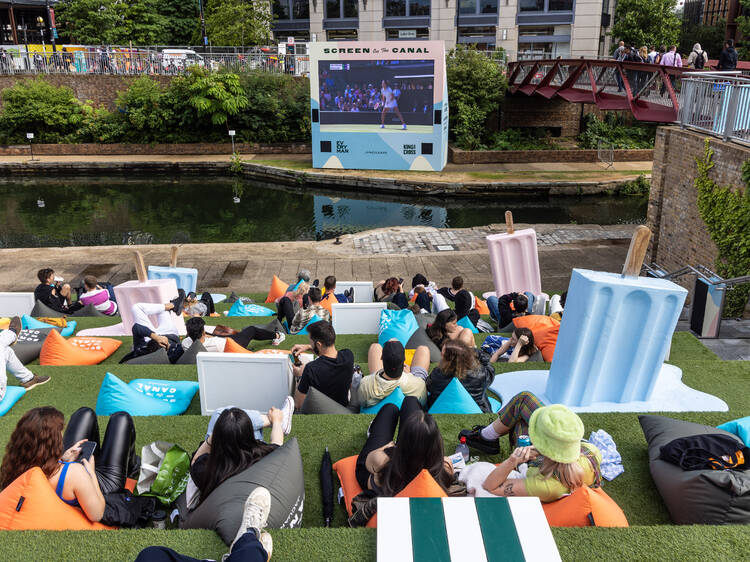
0, 49, 310, 76
678, 73, 750, 147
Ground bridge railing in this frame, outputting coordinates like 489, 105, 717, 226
678, 74, 750, 147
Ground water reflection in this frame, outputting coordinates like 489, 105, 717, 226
0, 178, 647, 248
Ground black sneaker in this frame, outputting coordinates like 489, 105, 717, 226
226, 291, 239, 304
458, 425, 500, 455
171, 291, 185, 315
344, 288, 354, 302
312, 279, 320, 287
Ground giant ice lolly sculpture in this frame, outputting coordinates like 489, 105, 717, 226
546, 226, 687, 406
146, 246, 198, 294
486, 211, 542, 297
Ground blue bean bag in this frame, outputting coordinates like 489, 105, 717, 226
211, 293, 227, 304
378, 309, 418, 347
297, 315, 323, 335
227, 301, 275, 317
488, 396, 502, 412
718, 416, 750, 447
428, 378, 482, 414
96, 373, 199, 416
0, 387, 26, 417
21, 315, 76, 337
360, 387, 406, 414
457, 315, 478, 334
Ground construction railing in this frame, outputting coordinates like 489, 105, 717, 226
678, 73, 750, 147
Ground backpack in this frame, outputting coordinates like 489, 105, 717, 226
695, 51, 705, 69
659, 434, 750, 471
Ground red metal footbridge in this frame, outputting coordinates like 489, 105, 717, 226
507, 59, 693, 122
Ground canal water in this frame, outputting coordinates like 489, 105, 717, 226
0, 178, 647, 248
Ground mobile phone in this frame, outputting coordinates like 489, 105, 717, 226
76, 441, 96, 463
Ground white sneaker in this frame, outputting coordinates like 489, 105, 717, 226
402, 124, 407, 130
230, 487, 271, 553
280, 395, 294, 435
380, 124, 385, 128
260, 531, 273, 559
272, 331, 285, 347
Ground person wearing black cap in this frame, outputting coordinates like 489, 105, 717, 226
358, 340, 431, 407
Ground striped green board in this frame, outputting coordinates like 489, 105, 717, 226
376, 497, 561, 562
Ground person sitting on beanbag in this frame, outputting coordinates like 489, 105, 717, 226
34, 268, 82, 314
0, 405, 139, 523
182, 317, 285, 353
288, 288, 331, 335
426, 309, 475, 350
374, 277, 408, 309
359, 341, 430, 408
79, 275, 118, 316
275, 282, 309, 332
426, 340, 496, 413
119, 297, 186, 364
459, 393, 602, 502
0, 316, 51, 394
490, 328, 538, 363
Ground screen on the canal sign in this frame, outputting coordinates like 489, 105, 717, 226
309, 41, 448, 171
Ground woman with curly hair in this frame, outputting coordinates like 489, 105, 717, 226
0, 406, 138, 523
374, 277, 408, 309
426, 340, 496, 412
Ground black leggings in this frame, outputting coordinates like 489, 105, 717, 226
276, 297, 296, 331
355, 396, 423, 490
229, 325, 276, 348
63, 407, 138, 495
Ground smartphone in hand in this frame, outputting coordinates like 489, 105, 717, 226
76, 441, 97, 463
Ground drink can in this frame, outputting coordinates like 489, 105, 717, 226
517, 434, 531, 447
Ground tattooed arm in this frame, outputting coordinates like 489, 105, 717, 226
482, 446, 536, 497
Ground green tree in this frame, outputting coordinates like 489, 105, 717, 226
159, 0, 200, 45
612, 0, 681, 49
679, 19, 725, 59
55, 0, 119, 44
177, 67, 249, 126
205, 0, 272, 46
108, 0, 169, 44
446, 46, 507, 148
737, 0, 750, 59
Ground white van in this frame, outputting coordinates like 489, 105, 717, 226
160, 49, 205, 70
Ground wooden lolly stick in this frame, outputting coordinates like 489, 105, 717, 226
133, 251, 148, 282
505, 210, 514, 235
170, 246, 179, 268
622, 225, 652, 278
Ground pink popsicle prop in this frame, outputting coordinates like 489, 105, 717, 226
486, 211, 542, 297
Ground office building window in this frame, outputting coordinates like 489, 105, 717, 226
274, 0, 310, 19
520, 0, 572, 10
386, 0, 430, 16
327, 29, 359, 39
326, 0, 358, 18
459, 0, 497, 13
386, 28, 430, 38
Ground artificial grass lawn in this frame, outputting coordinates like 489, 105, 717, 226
3, 298, 745, 561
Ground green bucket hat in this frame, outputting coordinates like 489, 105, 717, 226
528, 404, 584, 463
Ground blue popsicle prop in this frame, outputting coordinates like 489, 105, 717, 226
546, 226, 688, 406
147, 266, 198, 294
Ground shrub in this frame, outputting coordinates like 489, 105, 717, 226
620, 174, 651, 196
577, 113, 656, 149
453, 101, 486, 150
487, 128, 556, 151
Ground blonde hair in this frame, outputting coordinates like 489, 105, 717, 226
639, 46, 648, 60
538, 457, 584, 491
294, 282, 310, 297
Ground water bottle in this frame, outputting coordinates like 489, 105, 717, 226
456, 436, 470, 463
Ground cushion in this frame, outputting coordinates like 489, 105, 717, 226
96, 373, 198, 416
378, 309, 419, 347
475, 298, 490, 315
718, 416, 750, 447
428, 378, 482, 414
639, 414, 750, 524
0, 467, 112, 530
226, 301, 275, 317
223, 338, 252, 354
0, 386, 26, 416
265, 275, 290, 303
542, 486, 628, 527
513, 315, 559, 362
22, 315, 76, 337
527, 350, 545, 362
297, 315, 323, 336
178, 438, 305, 544
30, 300, 65, 318
333, 456, 446, 528
257, 318, 285, 334
13, 328, 55, 364
360, 387, 406, 414
176, 340, 207, 365
70, 304, 111, 317
122, 348, 171, 365
457, 315, 478, 334
40, 330, 121, 366
405, 328, 441, 363
300, 386, 354, 415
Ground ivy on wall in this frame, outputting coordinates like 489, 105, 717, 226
695, 139, 750, 317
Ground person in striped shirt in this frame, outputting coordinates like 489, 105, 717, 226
79, 275, 118, 316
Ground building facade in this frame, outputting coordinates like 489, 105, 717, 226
272, 0, 613, 59
1, 0, 54, 45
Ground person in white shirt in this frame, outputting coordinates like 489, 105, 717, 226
380, 79, 407, 130
182, 317, 285, 353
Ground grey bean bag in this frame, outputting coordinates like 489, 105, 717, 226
70, 303, 113, 318
639, 415, 750, 524
177, 438, 305, 544
257, 318, 285, 334
30, 300, 66, 317
122, 348, 171, 365
301, 386, 355, 415
14, 328, 56, 364
527, 350, 544, 362
415, 313, 436, 330
176, 340, 206, 365
406, 328, 441, 363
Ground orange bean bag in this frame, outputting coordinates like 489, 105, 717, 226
513, 315, 560, 362
0, 467, 113, 530
264, 275, 290, 303
333, 456, 447, 527
320, 292, 335, 315
475, 298, 490, 315
542, 486, 628, 527
40, 330, 122, 366
223, 338, 252, 354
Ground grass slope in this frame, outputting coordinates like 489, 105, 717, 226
1, 296, 744, 561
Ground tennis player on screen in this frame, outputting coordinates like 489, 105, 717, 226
380, 80, 407, 130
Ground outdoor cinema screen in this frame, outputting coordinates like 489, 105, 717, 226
318, 60, 435, 132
